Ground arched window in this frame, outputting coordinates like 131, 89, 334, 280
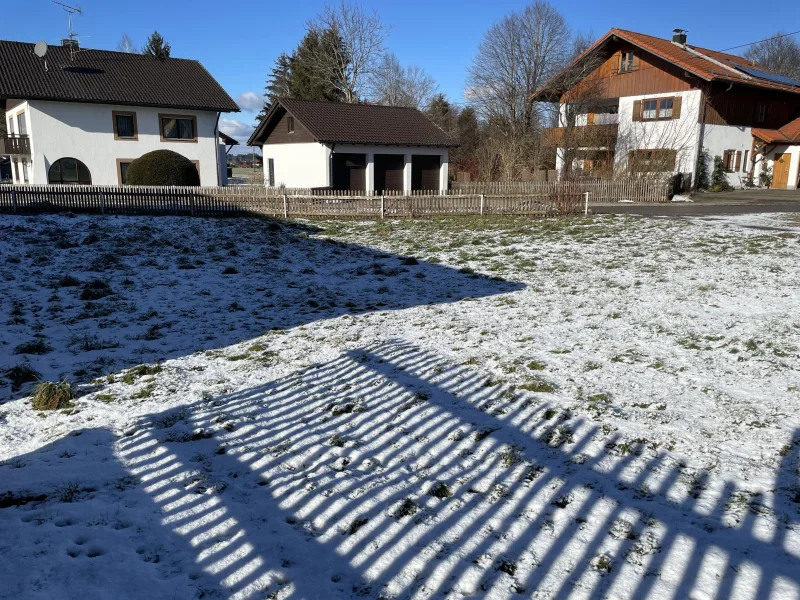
48, 158, 92, 185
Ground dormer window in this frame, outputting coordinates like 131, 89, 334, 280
620, 50, 635, 72
755, 103, 767, 123
287, 116, 295, 133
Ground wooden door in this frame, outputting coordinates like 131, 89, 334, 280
772, 153, 790, 189
411, 155, 441, 191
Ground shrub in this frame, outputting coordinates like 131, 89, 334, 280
5, 364, 41, 391
80, 279, 114, 300
32, 380, 75, 410
14, 339, 52, 355
125, 150, 200, 186
710, 155, 731, 192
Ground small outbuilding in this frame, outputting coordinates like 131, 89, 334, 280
248, 98, 455, 191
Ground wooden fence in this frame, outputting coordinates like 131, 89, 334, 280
0, 184, 588, 219
452, 178, 672, 203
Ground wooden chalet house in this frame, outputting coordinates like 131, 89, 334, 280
535, 28, 800, 189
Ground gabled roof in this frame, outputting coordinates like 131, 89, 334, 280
753, 116, 800, 143
248, 98, 455, 147
534, 28, 800, 100
0, 40, 239, 112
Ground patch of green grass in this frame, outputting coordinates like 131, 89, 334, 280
132, 382, 157, 399
14, 339, 52, 356
428, 482, 452, 499
526, 360, 546, 371
588, 393, 611, 403
121, 364, 163, 384
517, 379, 556, 393
394, 498, 419, 518
543, 408, 557, 419
80, 279, 114, 301
94, 393, 116, 403
4, 364, 41, 391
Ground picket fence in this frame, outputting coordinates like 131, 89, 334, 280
0, 184, 590, 219
453, 178, 672, 203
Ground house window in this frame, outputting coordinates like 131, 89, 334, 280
268, 158, 275, 186
642, 99, 658, 120
7, 118, 13, 135
113, 111, 138, 140
722, 150, 741, 173
657, 98, 673, 119
159, 114, 197, 142
628, 149, 677, 172
13, 160, 20, 182
21, 161, 28, 183
755, 103, 767, 123
742, 150, 749, 172
620, 50, 635, 72
48, 157, 92, 185
117, 159, 134, 185
287, 117, 294, 134
16, 113, 27, 136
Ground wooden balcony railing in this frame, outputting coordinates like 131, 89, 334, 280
0, 135, 31, 156
541, 124, 618, 148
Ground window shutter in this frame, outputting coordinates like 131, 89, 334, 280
734, 151, 741, 171
672, 96, 682, 119
722, 150, 731, 172
632, 52, 640, 71
632, 100, 643, 121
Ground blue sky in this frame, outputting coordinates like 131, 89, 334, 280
4, 0, 796, 146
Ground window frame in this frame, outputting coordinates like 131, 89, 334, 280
158, 113, 198, 143
619, 50, 636, 73
116, 158, 136, 185
112, 110, 138, 141
640, 97, 675, 121
21, 160, 28, 183
47, 157, 92, 185
16, 110, 27, 136
287, 116, 295, 134
267, 158, 275, 186
755, 103, 767, 124
742, 150, 749, 173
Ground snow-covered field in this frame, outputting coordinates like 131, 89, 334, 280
1, 212, 799, 600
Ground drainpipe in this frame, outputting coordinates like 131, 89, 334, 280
213, 112, 221, 186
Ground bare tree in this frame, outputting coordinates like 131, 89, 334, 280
117, 33, 138, 54
743, 33, 800, 79
307, 1, 389, 103
466, 0, 571, 135
370, 53, 438, 109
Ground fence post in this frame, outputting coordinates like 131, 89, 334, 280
380, 195, 385, 219
283, 193, 288, 219
11, 188, 18, 213
584, 191, 589, 215
100, 191, 106, 215
480, 194, 485, 216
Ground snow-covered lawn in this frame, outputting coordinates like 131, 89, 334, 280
1, 212, 799, 599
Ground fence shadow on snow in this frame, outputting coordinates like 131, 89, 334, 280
3, 341, 797, 599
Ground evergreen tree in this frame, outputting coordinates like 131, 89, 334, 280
256, 53, 292, 124
143, 31, 171, 59
290, 28, 345, 102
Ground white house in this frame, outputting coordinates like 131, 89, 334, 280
248, 98, 455, 191
0, 40, 239, 186
536, 28, 800, 189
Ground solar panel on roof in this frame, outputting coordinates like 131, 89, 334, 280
734, 64, 800, 88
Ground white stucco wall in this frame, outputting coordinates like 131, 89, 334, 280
757, 145, 800, 189
261, 142, 331, 188
15, 100, 222, 186
700, 124, 755, 187
5, 101, 33, 184
614, 89, 703, 176
259, 142, 449, 191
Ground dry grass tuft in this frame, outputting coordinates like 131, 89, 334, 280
31, 380, 75, 411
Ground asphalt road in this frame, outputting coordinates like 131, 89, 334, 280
592, 189, 800, 217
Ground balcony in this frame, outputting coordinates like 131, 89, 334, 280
541, 124, 618, 148
1, 135, 31, 156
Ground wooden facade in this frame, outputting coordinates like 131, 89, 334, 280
578, 41, 696, 101
261, 107, 315, 145
702, 83, 799, 128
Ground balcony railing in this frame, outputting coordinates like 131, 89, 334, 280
1, 135, 31, 156
541, 124, 618, 148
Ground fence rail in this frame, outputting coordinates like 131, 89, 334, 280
0, 184, 591, 219
452, 178, 671, 203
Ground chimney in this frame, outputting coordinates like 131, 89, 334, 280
672, 29, 687, 45
61, 38, 79, 50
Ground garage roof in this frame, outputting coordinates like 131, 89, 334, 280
248, 98, 455, 147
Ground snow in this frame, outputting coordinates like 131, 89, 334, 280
1, 212, 799, 599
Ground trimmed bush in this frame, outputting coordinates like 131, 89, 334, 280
32, 380, 75, 410
125, 150, 200, 186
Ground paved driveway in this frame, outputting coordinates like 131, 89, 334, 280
594, 188, 800, 216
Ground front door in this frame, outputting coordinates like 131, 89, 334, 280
772, 153, 790, 189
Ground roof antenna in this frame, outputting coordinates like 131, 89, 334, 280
34, 40, 49, 72
52, 1, 82, 60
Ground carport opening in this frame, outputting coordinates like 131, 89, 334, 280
332, 153, 366, 191
412, 155, 441, 191
374, 154, 405, 192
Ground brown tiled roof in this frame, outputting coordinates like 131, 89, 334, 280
248, 98, 454, 147
753, 116, 800, 143
534, 28, 800, 99
0, 40, 239, 112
